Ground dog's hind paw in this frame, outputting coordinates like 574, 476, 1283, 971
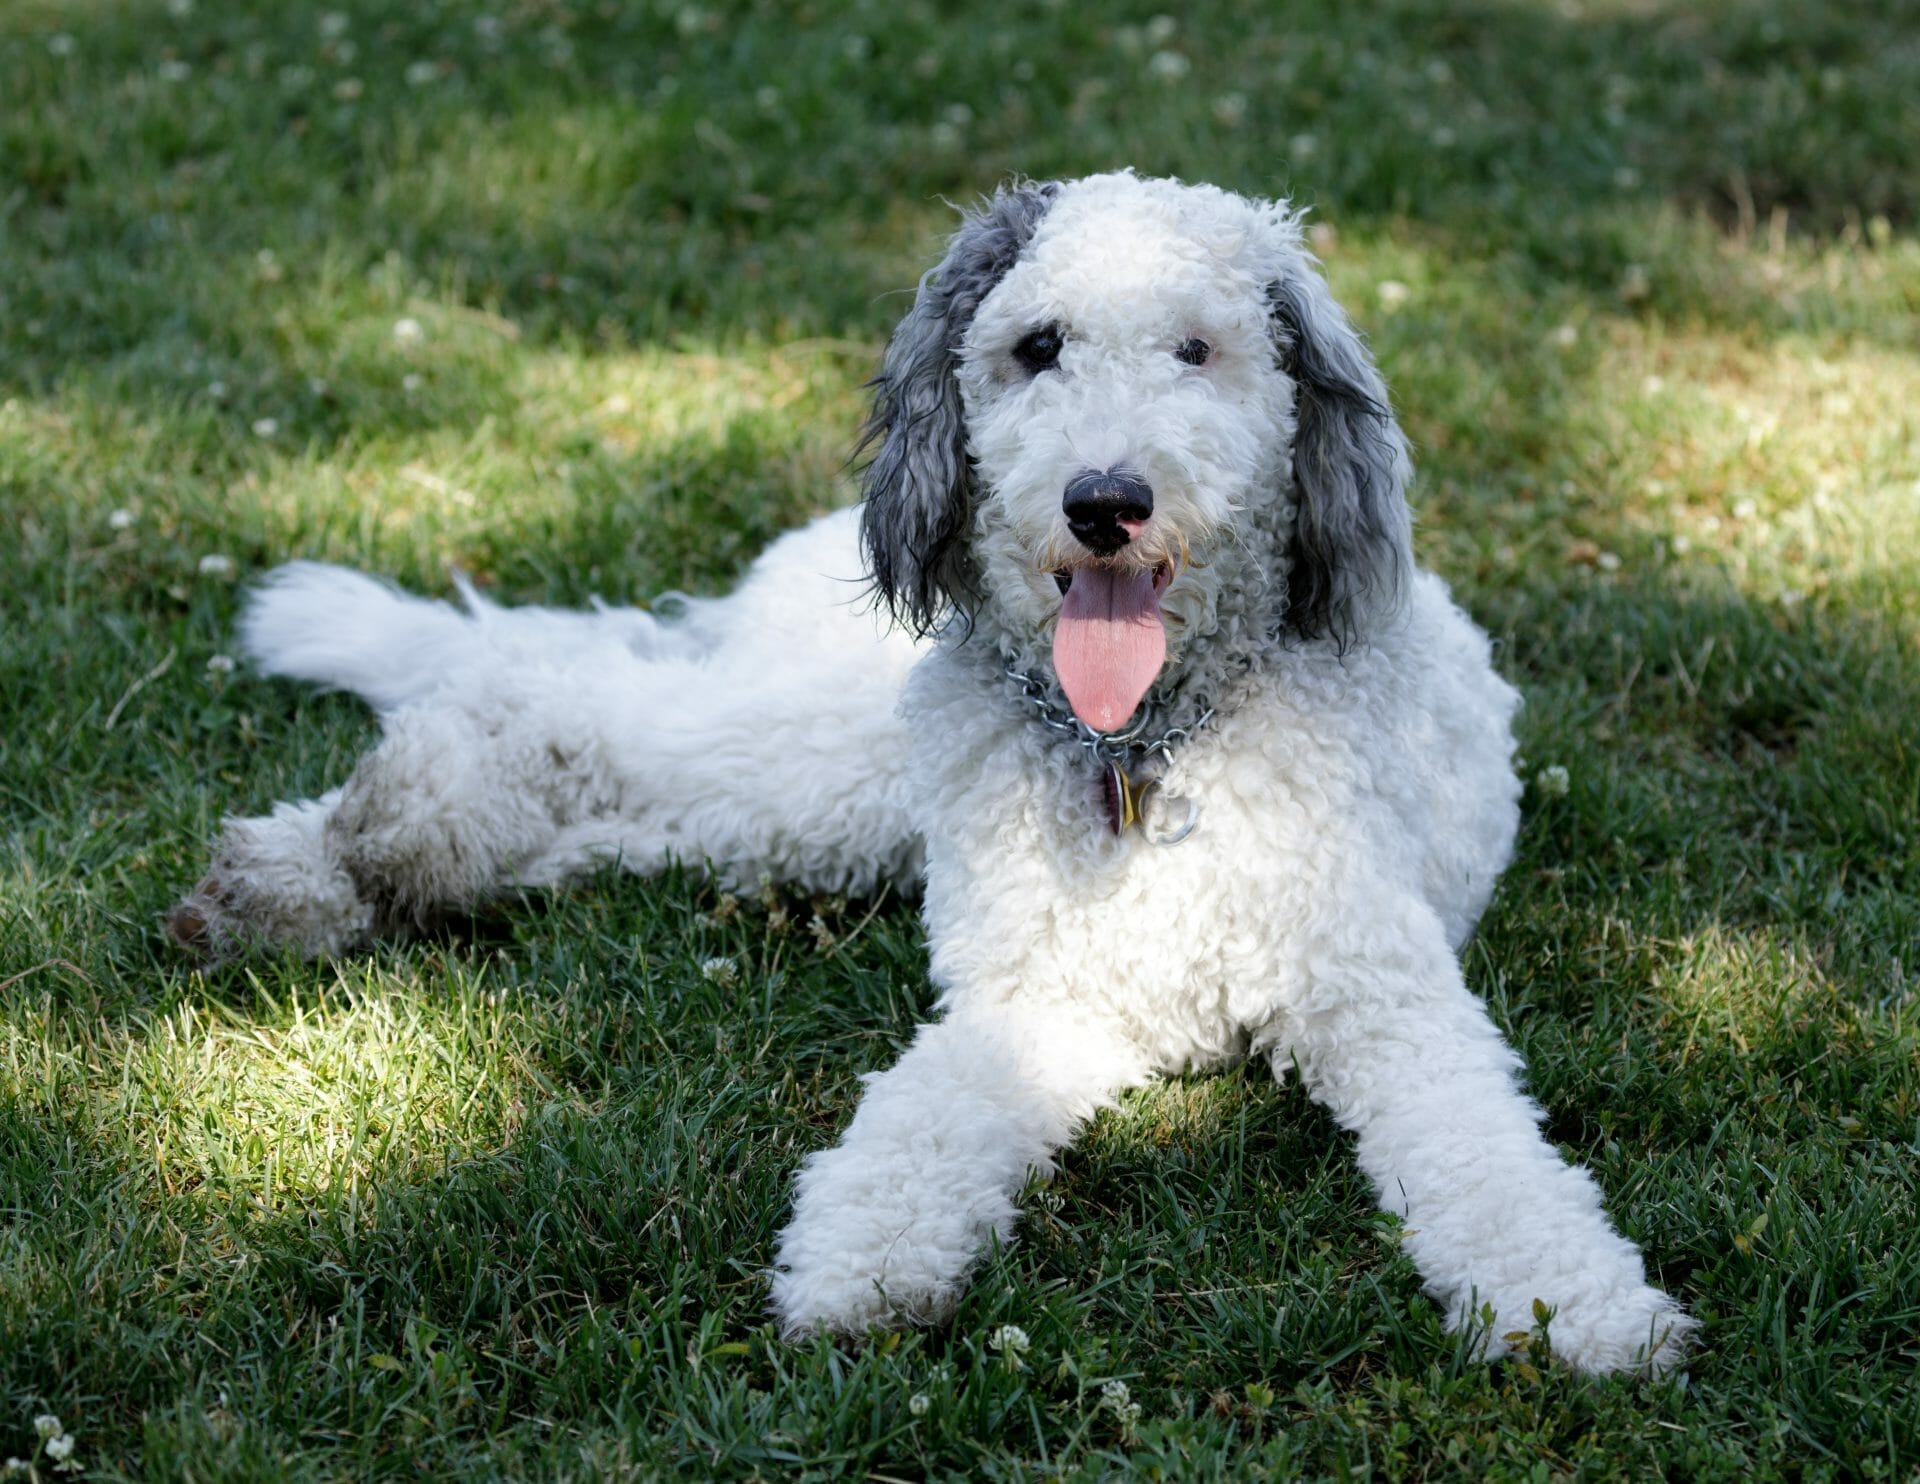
168, 808, 376, 961
166, 878, 230, 961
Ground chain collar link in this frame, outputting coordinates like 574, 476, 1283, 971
1003, 663, 1214, 768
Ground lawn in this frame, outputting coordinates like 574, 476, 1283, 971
2, 0, 1917, 1477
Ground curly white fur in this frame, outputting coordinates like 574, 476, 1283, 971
173, 173, 1694, 1376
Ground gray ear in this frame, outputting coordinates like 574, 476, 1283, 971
859, 180, 1059, 635
1267, 266, 1414, 647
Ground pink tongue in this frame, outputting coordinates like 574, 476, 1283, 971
1053, 567, 1167, 733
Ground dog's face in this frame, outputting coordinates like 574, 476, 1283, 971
862, 173, 1413, 733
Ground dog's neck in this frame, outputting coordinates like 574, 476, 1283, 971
950, 585, 1269, 764
955, 500, 1294, 753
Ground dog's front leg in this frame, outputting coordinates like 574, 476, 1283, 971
770, 1003, 1148, 1338
1273, 888, 1696, 1376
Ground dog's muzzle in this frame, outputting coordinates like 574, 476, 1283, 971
1063, 470, 1153, 556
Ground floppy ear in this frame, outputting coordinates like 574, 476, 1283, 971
859, 180, 1059, 635
1267, 263, 1415, 648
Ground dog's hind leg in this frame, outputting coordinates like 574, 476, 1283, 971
768, 1003, 1152, 1337
172, 513, 925, 958
168, 679, 616, 959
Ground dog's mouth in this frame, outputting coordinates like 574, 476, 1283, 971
1050, 559, 1174, 733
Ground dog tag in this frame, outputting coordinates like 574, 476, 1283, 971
1101, 761, 1144, 834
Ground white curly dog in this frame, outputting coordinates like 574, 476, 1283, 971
172, 173, 1695, 1374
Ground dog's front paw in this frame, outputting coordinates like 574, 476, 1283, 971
768, 1205, 985, 1340
768, 1247, 959, 1340
768, 1141, 1012, 1339
1462, 1282, 1698, 1377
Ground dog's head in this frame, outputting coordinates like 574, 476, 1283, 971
860, 172, 1412, 732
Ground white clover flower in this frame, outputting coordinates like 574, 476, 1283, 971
401, 372, 424, 393
251, 416, 279, 438
1100, 1377, 1142, 1431
929, 122, 962, 150
1548, 323, 1579, 348
1430, 124, 1456, 147
319, 11, 350, 39
392, 316, 425, 346
109, 508, 136, 531
167, 0, 195, 15
308, 376, 330, 396
5, 1459, 25, 1475
159, 59, 192, 82
1731, 497, 1758, 520
908, 1392, 930, 1417
45, 1436, 75, 1464
198, 553, 235, 577
1779, 588, 1806, 609
943, 102, 973, 127
1613, 166, 1640, 189
32, 1418, 60, 1441
1211, 92, 1247, 128
333, 77, 364, 101
1376, 280, 1410, 311
755, 85, 780, 109
207, 653, 236, 674
700, 956, 739, 988
1145, 14, 1178, 44
1146, 49, 1190, 81
405, 60, 439, 86
1535, 765, 1570, 798
1595, 550, 1622, 572
1288, 132, 1319, 161
474, 14, 502, 41
47, 33, 77, 57
988, 1323, 1030, 1355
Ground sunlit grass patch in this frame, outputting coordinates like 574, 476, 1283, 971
0, 966, 545, 1217
1651, 922, 1844, 1058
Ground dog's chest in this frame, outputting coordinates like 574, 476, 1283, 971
914, 702, 1345, 1065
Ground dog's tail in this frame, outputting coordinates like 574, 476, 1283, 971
240, 562, 705, 712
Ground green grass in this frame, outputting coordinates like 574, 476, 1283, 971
2, 0, 1917, 1477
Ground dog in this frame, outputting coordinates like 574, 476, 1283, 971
170, 172, 1695, 1375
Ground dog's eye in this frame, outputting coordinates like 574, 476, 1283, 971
1175, 338, 1212, 367
1013, 325, 1063, 374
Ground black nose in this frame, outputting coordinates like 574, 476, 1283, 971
1062, 470, 1154, 556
